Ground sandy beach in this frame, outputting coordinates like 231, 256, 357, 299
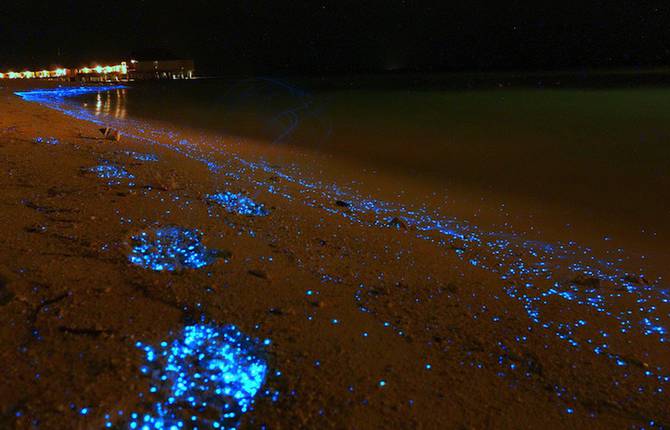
0, 81, 668, 429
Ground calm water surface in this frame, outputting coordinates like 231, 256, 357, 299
75, 75, 670, 271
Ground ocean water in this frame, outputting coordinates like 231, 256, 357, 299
73, 75, 670, 274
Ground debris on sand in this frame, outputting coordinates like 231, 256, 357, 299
387, 216, 407, 230
24, 224, 48, 234
99, 127, 121, 141
622, 274, 650, 286
248, 269, 268, 279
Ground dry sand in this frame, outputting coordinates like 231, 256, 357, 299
0, 82, 668, 429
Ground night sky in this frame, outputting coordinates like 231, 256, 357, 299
1, 1, 669, 74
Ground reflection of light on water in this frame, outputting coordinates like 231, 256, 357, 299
128, 226, 215, 271
94, 88, 127, 119
207, 192, 269, 216
14, 86, 128, 125
104, 323, 275, 429
115, 88, 127, 119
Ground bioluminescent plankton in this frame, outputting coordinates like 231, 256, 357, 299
33, 136, 60, 145
127, 226, 216, 271
88, 164, 135, 180
125, 150, 159, 162
105, 323, 275, 429
207, 192, 269, 217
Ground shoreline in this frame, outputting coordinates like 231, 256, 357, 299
1, 83, 668, 428
63, 79, 670, 278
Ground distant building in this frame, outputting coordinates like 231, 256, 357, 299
0, 68, 70, 80
128, 59, 195, 80
1, 56, 195, 81
75, 63, 128, 82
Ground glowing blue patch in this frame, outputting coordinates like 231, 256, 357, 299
15, 85, 128, 100
207, 192, 269, 216
33, 137, 60, 145
88, 164, 135, 180
129, 323, 270, 429
128, 226, 215, 271
125, 151, 159, 162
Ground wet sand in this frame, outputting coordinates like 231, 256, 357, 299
0, 81, 668, 429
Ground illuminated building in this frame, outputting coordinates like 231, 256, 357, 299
0, 67, 70, 80
128, 59, 195, 80
1, 57, 194, 81
75, 62, 128, 82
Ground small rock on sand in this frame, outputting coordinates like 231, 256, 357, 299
99, 127, 121, 141
248, 269, 268, 279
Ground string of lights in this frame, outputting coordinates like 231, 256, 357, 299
0, 62, 127, 79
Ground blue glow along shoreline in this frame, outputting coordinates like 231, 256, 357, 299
14, 85, 668, 356
14, 85, 670, 421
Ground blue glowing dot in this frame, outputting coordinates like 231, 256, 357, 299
127, 226, 216, 271
88, 164, 135, 181
425, 364, 432, 370
80, 407, 89, 415
33, 136, 60, 145
379, 380, 386, 387
207, 192, 269, 216
126, 151, 159, 162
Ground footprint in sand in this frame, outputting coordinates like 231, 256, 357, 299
103, 322, 276, 429
126, 226, 220, 271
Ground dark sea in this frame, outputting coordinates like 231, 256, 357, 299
73, 72, 670, 273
